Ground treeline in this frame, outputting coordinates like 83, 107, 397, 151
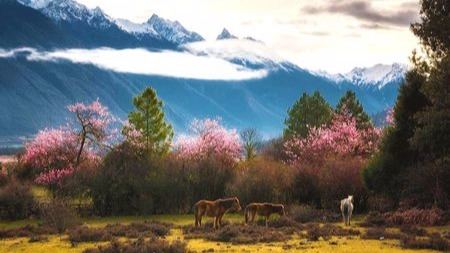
0, 0, 448, 219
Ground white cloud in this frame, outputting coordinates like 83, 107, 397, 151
75, 0, 420, 73
2, 47, 268, 80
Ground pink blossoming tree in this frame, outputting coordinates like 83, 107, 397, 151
22, 99, 114, 190
284, 112, 381, 167
175, 119, 242, 164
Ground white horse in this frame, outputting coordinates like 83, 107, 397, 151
340, 195, 354, 226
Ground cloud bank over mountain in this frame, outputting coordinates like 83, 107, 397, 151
0, 47, 268, 80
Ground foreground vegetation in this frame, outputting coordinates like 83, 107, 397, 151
0, 214, 448, 253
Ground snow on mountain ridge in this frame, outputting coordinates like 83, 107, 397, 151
217, 28, 238, 40
313, 63, 407, 89
146, 14, 204, 44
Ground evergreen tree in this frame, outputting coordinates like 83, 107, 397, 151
284, 92, 333, 138
336, 90, 372, 129
365, 0, 450, 207
127, 87, 173, 155
409, 0, 450, 207
363, 70, 429, 199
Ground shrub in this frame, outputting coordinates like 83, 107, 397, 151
91, 143, 154, 215
182, 223, 290, 244
0, 225, 56, 239
68, 226, 111, 244
227, 158, 295, 205
367, 195, 395, 213
399, 225, 428, 236
68, 221, 172, 244
39, 198, 80, 233
0, 179, 35, 220
83, 237, 187, 253
385, 208, 446, 226
361, 227, 403, 240
105, 221, 171, 238
306, 223, 360, 241
361, 212, 387, 227
288, 205, 339, 223
400, 233, 450, 251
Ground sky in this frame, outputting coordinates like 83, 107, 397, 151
75, 0, 420, 73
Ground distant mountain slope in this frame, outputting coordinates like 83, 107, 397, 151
0, 54, 402, 145
1, 0, 178, 49
0, 0, 406, 146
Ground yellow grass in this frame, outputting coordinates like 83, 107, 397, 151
0, 215, 447, 253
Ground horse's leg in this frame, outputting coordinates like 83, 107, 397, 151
251, 212, 256, 223
348, 208, 352, 226
219, 213, 224, 227
214, 216, 219, 229
194, 207, 199, 227
265, 215, 269, 227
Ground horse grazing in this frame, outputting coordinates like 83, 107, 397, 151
194, 197, 242, 229
340, 195, 354, 226
244, 203, 285, 227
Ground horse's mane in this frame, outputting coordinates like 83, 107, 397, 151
216, 197, 238, 209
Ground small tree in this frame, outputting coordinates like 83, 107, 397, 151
126, 87, 173, 156
284, 91, 333, 138
240, 128, 261, 161
22, 100, 114, 195
68, 99, 113, 166
336, 90, 372, 129
175, 118, 242, 164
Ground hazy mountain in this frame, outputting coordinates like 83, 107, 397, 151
0, 0, 406, 146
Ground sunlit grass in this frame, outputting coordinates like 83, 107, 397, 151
0, 214, 447, 253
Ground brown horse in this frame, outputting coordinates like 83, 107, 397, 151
244, 203, 285, 227
194, 197, 242, 229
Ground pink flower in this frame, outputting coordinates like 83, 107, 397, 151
34, 167, 74, 186
174, 119, 242, 163
284, 113, 382, 166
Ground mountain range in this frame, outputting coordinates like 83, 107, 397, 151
0, 0, 406, 146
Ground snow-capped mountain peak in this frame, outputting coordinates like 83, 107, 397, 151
146, 14, 204, 44
344, 63, 407, 88
314, 63, 407, 89
217, 28, 238, 40
114, 18, 159, 37
19, 0, 113, 28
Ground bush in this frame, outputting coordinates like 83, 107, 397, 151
91, 143, 155, 215
288, 205, 339, 223
227, 158, 295, 205
399, 225, 428, 236
0, 225, 56, 239
40, 198, 80, 233
361, 227, 403, 240
68, 221, 172, 243
385, 208, 446, 226
367, 195, 395, 213
0, 179, 35, 220
400, 233, 450, 251
68, 226, 111, 243
361, 212, 387, 227
83, 237, 187, 253
182, 223, 290, 244
306, 223, 360, 241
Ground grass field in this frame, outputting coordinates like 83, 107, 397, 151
0, 214, 448, 253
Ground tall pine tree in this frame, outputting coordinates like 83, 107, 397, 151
127, 87, 173, 155
336, 90, 372, 129
364, 0, 450, 207
284, 91, 333, 138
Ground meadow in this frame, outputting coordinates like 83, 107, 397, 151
0, 213, 448, 253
